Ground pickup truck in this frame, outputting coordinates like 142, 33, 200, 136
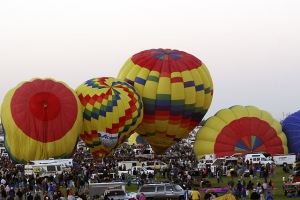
118, 166, 154, 177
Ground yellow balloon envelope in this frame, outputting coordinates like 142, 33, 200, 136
1, 78, 83, 163
194, 105, 288, 160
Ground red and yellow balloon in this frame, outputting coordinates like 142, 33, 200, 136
194, 105, 288, 159
117, 48, 213, 154
1, 78, 83, 163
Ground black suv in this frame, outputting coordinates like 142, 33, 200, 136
136, 183, 187, 200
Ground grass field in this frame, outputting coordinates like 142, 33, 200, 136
123, 166, 296, 200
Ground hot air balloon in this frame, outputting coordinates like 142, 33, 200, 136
127, 132, 147, 146
75, 77, 143, 158
282, 110, 300, 154
194, 105, 288, 159
117, 48, 213, 154
1, 78, 82, 163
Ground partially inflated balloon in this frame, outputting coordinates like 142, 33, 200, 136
194, 105, 288, 159
282, 111, 300, 154
127, 132, 147, 146
117, 48, 213, 154
1, 78, 82, 163
76, 77, 143, 158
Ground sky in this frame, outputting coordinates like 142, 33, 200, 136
0, 0, 300, 121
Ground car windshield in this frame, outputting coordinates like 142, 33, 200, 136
106, 190, 125, 196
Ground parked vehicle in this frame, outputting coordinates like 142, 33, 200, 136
118, 160, 141, 170
90, 172, 117, 182
141, 161, 168, 170
118, 166, 154, 177
28, 158, 74, 167
24, 163, 69, 177
244, 153, 274, 165
273, 153, 296, 165
102, 188, 130, 200
134, 148, 155, 159
136, 183, 189, 200
89, 182, 127, 199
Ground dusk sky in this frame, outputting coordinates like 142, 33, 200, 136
1, 0, 300, 121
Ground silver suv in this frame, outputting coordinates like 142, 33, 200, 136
136, 183, 186, 200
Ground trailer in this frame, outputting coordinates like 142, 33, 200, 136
28, 158, 74, 167
273, 154, 296, 165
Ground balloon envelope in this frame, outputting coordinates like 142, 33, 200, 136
282, 110, 300, 154
117, 48, 213, 154
76, 77, 143, 158
127, 132, 147, 146
194, 105, 288, 159
1, 78, 82, 163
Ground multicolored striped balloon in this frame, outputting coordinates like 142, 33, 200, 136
117, 49, 213, 154
194, 105, 288, 159
76, 77, 143, 158
1, 78, 82, 163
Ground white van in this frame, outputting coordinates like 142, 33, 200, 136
244, 153, 274, 165
141, 161, 168, 170
25, 163, 68, 177
273, 154, 296, 165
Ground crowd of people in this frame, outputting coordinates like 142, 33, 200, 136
0, 138, 199, 200
0, 136, 299, 200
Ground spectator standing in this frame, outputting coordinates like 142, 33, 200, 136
236, 180, 242, 198
139, 192, 146, 200
191, 188, 201, 200
184, 188, 189, 200
16, 188, 23, 200
247, 180, 254, 197
268, 179, 274, 193
228, 178, 234, 190
241, 187, 247, 200
8, 187, 15, 199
